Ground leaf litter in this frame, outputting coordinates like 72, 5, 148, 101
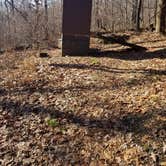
0, 32, 166, 165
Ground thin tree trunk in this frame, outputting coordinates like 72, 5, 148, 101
132, 0, 137, 28
136, 0, 142, 31
44, 0, 48, 40
156, 0, 166, 34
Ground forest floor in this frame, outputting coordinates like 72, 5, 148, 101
0, 32, 166, 166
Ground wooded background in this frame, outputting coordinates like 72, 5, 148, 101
0, 0, 165, 50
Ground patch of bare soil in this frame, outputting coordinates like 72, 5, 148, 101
0, 32, 166, 165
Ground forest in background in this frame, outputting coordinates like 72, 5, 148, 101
0, 1, 166, 165
0, 0, 165, 50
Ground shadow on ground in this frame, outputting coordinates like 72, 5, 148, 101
1, 98, 165, 164
0, 98, 165, 142
89, 48, 166, 60
49, 63, 166, 75
88, 33, 166, 60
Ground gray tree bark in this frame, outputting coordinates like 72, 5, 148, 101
156, 0, 166, 34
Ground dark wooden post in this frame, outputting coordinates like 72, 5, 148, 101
62, 0, 92, 56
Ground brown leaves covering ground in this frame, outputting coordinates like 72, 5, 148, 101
0, 32, 166, 166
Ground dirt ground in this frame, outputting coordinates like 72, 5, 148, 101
0, 32, 166, 165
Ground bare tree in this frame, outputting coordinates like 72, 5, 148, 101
156, 0, 166, 34
136, 0, 142, 31
44, 0, 48, 40
0, 0, 164, 50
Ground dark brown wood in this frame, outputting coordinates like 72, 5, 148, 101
62, 0, 92, 56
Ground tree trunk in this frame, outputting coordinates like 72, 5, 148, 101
136, 0, 142, 31
44, 0, 48, 40
156, 0, 166, 34
132, 0, 137, 28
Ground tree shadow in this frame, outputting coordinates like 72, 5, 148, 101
89, 48, 166, 60
96, 33, 147, 51
4, 84, 116, 96
88, 33, 166, 60
49, 63, 166, 75
135, 39, 166, 45
1, 82, 165, 164
0, 98, 165, 142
